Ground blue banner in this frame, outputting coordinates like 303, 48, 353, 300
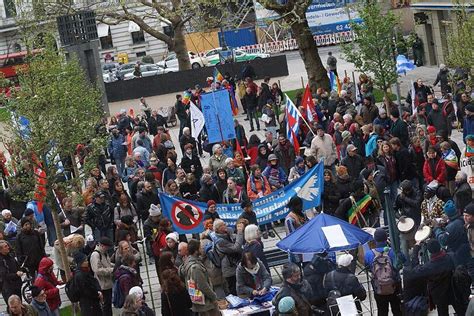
159, 163, 325, 234
200, 89, 236, 143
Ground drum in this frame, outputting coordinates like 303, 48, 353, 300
397, 217, 415, 234
415, 225, 432, 243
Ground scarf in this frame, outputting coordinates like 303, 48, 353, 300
244, 262, 260, 275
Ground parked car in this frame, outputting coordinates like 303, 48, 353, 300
157, 51, 209, 69
123, 64, 172, 80
205, 48, 270, 65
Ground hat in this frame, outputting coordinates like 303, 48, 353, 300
207, 200, 216, 207
94, 191, 106, 198
374, 228, 387, 243
443, 200, 457, 218
30, 286, 42, 298
465, 103, 474, 113
1, 209, 11, 217
427, 125, 436, 134
99, 236, 113, 247
73, 251, 87, 266
347, 144, 357, 152
337, 254, 353, 267
24, 208, 34, 216
268, 154, 278, 161
426, 239, 441, 254
165, 232, 179, 243
342, 130, 351, 140
278, 296, 295, 313
129, 286, 144, 299
149, 204, 161, 217
20, 217, 31, 227
295, 156, 304, 165
426, 180, 439, 192
464, 203, 474, 216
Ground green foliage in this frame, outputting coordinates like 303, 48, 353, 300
445, 5, 473, 83
141, 55, 154, 64
1, 34, 106, 201
342, 1, 401, 98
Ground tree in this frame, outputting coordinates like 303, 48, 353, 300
259, 0, 330, 92
0, 35, 105, 281
445, 2, 473, 84
341, 1, 403, 101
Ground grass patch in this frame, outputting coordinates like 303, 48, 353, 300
0, 107, 9, 123
60, 305, 81, 316
284, 88, 399, 103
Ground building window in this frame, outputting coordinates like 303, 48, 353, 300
100, 30, 113, 50
131, 30, 145, 45
136, 51, 146, 58
4, 0, 16, 17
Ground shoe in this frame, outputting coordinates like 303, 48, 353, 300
250, 129, 255, 132
268, 230, 276, 238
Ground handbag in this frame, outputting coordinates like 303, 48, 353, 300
187, 279, 205, 305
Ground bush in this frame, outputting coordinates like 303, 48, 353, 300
141, 55, 154, 64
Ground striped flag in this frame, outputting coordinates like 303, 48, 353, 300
329, 71, 341, 95
213, 68, 224, 82
301, 84, 317, 122
347, 195, 372, 226
182, 90, 192, 105
285, 96, 300, 154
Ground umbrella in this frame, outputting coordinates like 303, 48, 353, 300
396, 55, 416, 74
277, 213, 374, 254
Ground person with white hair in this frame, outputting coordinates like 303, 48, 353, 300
208, 144, 228, 176
128, 286, 155, 315
243, 224, 269, 271
323, 254, 367, 313
1, 209, 18, 244
454, 171, 473, 211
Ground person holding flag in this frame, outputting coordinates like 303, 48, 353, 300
244, 87, 260, 132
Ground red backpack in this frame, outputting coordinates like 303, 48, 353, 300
152, 231, 167, 257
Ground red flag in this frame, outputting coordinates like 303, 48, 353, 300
301, 84, 318, 122
33, 166, 47, 213
235, 137, 245, 158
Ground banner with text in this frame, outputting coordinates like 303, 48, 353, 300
159, 162, 325, 234
200, 89, 236, 143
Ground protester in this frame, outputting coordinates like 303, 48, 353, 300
15, 217, 45, 277
90, 236, 114, 316
160, 268, 192, 316
0, 240, 22, 306
7, 294, 38, 316
29, 286, 54, 316
236, 252, 272, 297
72, 252, 103, 316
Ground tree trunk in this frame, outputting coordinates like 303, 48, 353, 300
290, 20, 330, 93
48, 190, 71, 282
173, 24, 191, 71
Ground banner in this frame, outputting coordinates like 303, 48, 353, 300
200, 89, 236, 143
159, 163, 325, 234
190, 101, 204, 140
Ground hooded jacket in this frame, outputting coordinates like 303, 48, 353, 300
114, 265, 141, 298
236, 258, 272, 297
215, 229, 244, 278
34, 258, 61, 311
434, 215, 470, 266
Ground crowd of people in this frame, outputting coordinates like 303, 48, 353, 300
0, 65, 473, 316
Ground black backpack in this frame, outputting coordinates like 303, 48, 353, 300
451, 265, 471, 304
65, 273, 80, 303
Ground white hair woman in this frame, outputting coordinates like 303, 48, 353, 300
243, 224, 269, 271
209, 144, 228, 176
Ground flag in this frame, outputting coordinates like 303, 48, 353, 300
410, 80, 417, 115
182, 90, 192, 105
235, 137, 245, 158
190, 101, 205, 140
33, 165, 47, 213
301, 84, 317, 122
228, 86, 239, 116
213, 68, 224, 82
285, 96, 300, 154
329, 71, 341, 96
347, 195, 372, 225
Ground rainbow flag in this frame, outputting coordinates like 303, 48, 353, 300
182, 90, 192, 105
228, 86, 239, 116
214, 68, 224, 82
347, 194, 372, 225
329, 71, 341, 96
442, 149, 459, 170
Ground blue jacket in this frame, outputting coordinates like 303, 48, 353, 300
373, 116, 391, 132
463, 115, 474, 143
108, 134, 127, 159
364, 244, 397, 269
434, 215, 470, 265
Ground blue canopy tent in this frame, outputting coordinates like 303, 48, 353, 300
277, 213, 374, 254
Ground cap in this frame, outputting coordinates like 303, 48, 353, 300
464, 202, 474, 216
99, 236, 113, 247
268, 154, 278, 161
374, 228, 387, 243
73, 251, 87, 266
94, 191, 106, 198
207, 200, 216, 207
342, 130, 351, 140
165, 232, 179, 243
337, 254, 353, 267
347, 144, 357, 152
278, 296, 295, 313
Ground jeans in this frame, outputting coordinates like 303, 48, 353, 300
114, 156, 126, 177
102, 288, 113, 316
374, 293, 402, 316
247, 110, 260, 130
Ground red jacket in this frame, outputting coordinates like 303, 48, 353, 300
34, 257, 62, 311
423, 157, 446, 185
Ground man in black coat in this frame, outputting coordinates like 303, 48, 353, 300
390, 137, 417, 183
136, 181, 160, 221
180, 143, 203, 180
404, 239, 467, 316
73, 252, 103, 316
390, 109, 409, 147
341, 144, 365, 182
303, 253, 336, 310
0, 240, 22, 306
258, 77, 272, 111
175, 94, 190, 139
243, 87, 260, 131
454, 171, 473, 211
198, 174, 215, 202
84, 192, 114, 241
15, 218, 45, 277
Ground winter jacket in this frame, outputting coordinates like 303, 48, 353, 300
394, 190, 422, 225
0, 252, 22, 297
273, 280, 313, 316
85, 201, 113, 230
208, 154, 228, 176
453, 181, 472, 211
323, 180, 340, 215
198, 183, 214, 202
203, 210, 220, 222
428, 108, 449, 133
258, 83, 272, 108
34, 258, 61, 311
323, 267, 367, 305
243, 240, 269, 271
136, 190, 159, 220
433, 68, 450, 94
361, 104, 379, 125
274, 143, 295, 175
394, 147, 417, 181
390, 119, 409, 147
262, 165, 287, 189
215, 229, 244, 278
226, 167, 245, 186
247, 175, 271, 201
434, 215, 470, 266
15, 230, 45, 272
115, 265, 141, 298
341, 154, 365, 181
74, 269, 102, 316
243, 92, 258, 111
179, 255, 218, 313
236, 258, 272, 297
423, 157, 446, 185
365, 133, 379, 158
310, 134, 337, 167
108, 134, 127, 159
161, 288, 193, 316
31, 299, 54, 316
335, 175, 353, 200
464, 114, 474, 143
180, 154, 203, 178
303, 255, 336, 303
373, 116, 391, 132
89, 246, 114, 290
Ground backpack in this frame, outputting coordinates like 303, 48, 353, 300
112, 274, 126, 308
371, 249, 396, 295
324, 271, 342, 315
205, 237, 223, 268
65, 273, 81, 303
152, 231, 166, 258
88, 250, 102, 274
451, 265, 471, 304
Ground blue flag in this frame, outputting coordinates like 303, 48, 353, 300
200, 89, 236, 143
159, 163, 324, 234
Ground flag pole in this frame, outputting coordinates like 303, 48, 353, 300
212, 68, 224, 142
285, 94, 316, 137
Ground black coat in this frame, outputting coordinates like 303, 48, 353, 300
161, 289, 192, 316
85, 202, 113, 230
323, 267, 367, 308
238, 211, 258, 226
180, 154, 203, 179
203, 210, 220, 222
15, 230, 45, 271
428, 108, 449, 133
243, 92, 258, 111
322, 180, 340, 215
454, 182, 472, 211
198, 183, 214, 202
335, 176, 353, 200
258, 83, 272, 108
394, 147, 417, 181
0, 253, 22, 297
74, 269, 102, 316
136, 190, 160, 220
394, 190, 422, 225
341, 154, 365, 181
304, 256, 336, 303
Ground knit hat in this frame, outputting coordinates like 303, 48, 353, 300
207, 200, 216, 207
295, 156, 304, 165
337, 254, 353, 267
278, 296, 295, 313
24, 208, 34, 216
268, 154, 278, 161
427, 125, 436, 134
342, 130, 351, 141
166, 232, 179, 243
443, 200, 457, 218
149, 204, 161, 217
129, 286, 144, 299
73, 251, 87, 266
347, 144, 357, 152
426, 239, 441, 254
374, 228, 387, 243
20, 217, 31, 227
464, 203, 474, 216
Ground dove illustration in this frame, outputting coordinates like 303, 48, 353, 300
294, 174, 320, 201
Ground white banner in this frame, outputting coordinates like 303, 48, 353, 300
190, 101, 204, 140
